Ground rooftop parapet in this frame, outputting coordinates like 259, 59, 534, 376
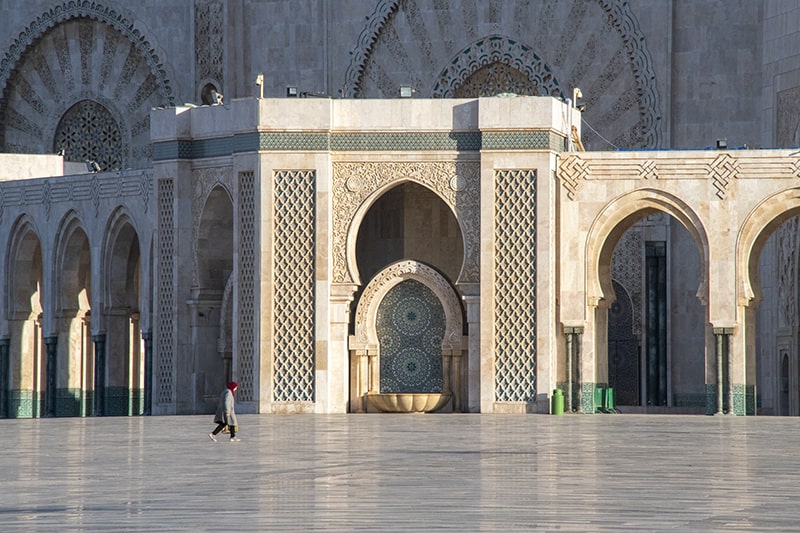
150, 96, 576, 160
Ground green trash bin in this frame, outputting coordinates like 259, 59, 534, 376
551, 389, 564, 415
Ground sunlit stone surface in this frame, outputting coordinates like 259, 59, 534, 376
2, 414, 800, 530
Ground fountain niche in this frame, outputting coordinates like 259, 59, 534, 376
349, 260, 466, 414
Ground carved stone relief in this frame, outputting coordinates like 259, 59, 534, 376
0, 4, 174, 167
194, 0, 225, 99
777, 217, 798, 328
344, 0, 662, 149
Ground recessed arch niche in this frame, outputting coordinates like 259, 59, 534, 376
355, 181, 464, 287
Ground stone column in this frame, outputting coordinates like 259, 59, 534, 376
726, 330, 734, 415
142, 330, 153, 415
93, 333, 106, 416
713, 327, 724, 415
564, 327, 574, 413
44, 336, 58, 417
368, 352, 379, 393
564, 326, 584, 413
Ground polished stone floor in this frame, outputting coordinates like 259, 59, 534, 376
2, 413, 800, 531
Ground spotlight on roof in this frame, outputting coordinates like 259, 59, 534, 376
399, 85, 414, 98
255, 73, 264, 99
86, 160, 101, 173
716, 138, 728, 150
286, 86, 298, 97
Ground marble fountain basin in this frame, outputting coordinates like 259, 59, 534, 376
367, 392, 451, 413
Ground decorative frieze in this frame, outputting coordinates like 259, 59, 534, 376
559, 152, 800, 201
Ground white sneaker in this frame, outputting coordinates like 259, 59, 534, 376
230, 437, 241, 442
208, 433, 217, 442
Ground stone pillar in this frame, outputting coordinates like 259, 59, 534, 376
451, 350, 463, 412
93, 333, 107, 416
458, 285, 481, 413
331, 284, 357, 413
368, 352, 379, 393
44, 336, 58, 417
142, 330, 153, 415
726, 331, 734, 415
0, 338, 9, 418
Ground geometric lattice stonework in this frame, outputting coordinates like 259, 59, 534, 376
54, 100, 123, 171
156, 178, 175, 405
494, 170, 537, 402
237, 171, 256, 401
273, 170, 316, 402
377, 279, 445, 393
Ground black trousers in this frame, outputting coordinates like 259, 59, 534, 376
212, 422, 236, 438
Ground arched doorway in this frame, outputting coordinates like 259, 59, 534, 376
104, 214, 143, 415
587, 191, 709, 413
55, 218, 92, 417
6, 221, 44, 418
192, 185, 233, 413
607, 280, 639, 406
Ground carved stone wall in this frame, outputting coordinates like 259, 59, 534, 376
494, 169, 537, 402
272, 170, 316, 402
344, 0, 662, 149
0, 3, 174, 167
237, 170, 256, 401
156, 177, 175, 405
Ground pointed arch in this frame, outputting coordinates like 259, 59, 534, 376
5, 215, 45, 418
102, 206, 144, 415
103, 206, 141, 309
353, 260, 464, 351
353, 180, 465, 287
6, 215, 44, 318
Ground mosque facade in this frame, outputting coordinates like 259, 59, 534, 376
1, 0, 800, 417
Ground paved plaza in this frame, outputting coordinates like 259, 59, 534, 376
2, 413, 800, 531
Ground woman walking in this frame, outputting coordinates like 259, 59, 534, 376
209, 381, 240, 442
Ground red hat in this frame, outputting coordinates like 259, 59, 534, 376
227, 381, 238, 392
